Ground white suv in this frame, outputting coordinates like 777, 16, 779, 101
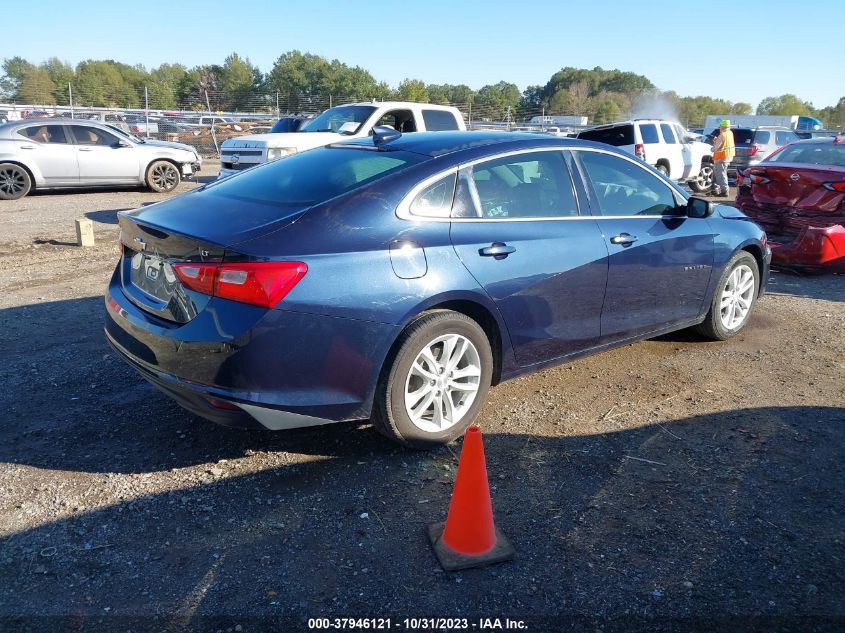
218, 102, 466, 180
577, 119, 714, 192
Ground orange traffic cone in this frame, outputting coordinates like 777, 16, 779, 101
428, 426, 514, 571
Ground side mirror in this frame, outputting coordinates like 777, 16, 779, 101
687, 196, 714, 218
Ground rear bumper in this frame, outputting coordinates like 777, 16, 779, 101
104, 270, 400, 430
767, 225, 845, 272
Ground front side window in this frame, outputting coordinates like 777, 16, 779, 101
639, 124, 659, 144
19, 125, 68, 144
422, 110, 460, 131
467, 151, 578, 219
660, 124, 677, 144
70, 125, 119, 146
578, 151, 678, 216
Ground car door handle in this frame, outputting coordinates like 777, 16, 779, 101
78, 147, 93, 152
20, 145, 34, 149
610, 233, 638, 245
479, 242, 516, 258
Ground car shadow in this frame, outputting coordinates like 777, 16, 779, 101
765, 270, 845, 303
1, 405, 842, 629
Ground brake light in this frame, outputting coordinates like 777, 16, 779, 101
173, 261, 307, 308
634, 143, 646, 161
749, 174, 770, 185
823, 182, 845, 192
747, 145, 759, 157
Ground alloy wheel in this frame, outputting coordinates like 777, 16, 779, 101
152, 163, 178, 190
719, 264, 755, 330
0, 166, 26, 197
403, 333, 482, 433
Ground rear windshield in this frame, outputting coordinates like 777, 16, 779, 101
578, 124, 635, 146
731, 129, 754, 144
203, 146, 427, 206
768, 143, 845, 166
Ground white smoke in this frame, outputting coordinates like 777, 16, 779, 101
630, 93, 680, 123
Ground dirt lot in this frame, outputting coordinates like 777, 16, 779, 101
1, 167, 843, 632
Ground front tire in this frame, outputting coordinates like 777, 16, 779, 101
372, 310, 493, 448
689, 162, 714, 193
0, 163, 32, 200
694, 251, 759, 340
146, 160, 181, 193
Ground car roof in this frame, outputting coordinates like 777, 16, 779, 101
335, 101, 460, 112
781, 135, 844, 145
337, 130, 595, 158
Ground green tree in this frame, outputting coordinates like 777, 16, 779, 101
148, 63, 187, 109
1, 56, 35, 99
730, 102, 753, 115
395, 79, 429, 102
74, 60, 141, 107
593, 99, 622, 124
474, 81, 520, 119
817, 97, 845, 129
42, 58, 74, 105
757, 94, 816, 116
18, 67, 56, 104
220, 53, 260, 111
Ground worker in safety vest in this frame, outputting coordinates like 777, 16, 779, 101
711, 119, 735, 197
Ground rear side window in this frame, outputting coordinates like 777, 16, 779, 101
768, 143, 845, 166
776, 131, 799, 145
18, 125, 67, 144
466, 151, 578, 219
639, 124, 659, 144
578, 151, 678, 217
205, 146, 427, 207
409, 173, 456, 217
578, 124, 635, 146
754, 130, 771, 144
660, 124, 677, 144
422, 110, 460, 131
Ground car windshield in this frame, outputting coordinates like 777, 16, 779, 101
299, 105, 377, 135
768, 143, 845, 166
203, 145, 428, 206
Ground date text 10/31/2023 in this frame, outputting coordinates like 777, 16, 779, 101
307, 618, 529, 630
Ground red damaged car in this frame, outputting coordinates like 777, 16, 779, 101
736, 135, 845, 273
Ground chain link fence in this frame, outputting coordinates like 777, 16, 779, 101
1, 85, 648, 157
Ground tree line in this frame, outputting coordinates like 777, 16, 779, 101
1, 52, 843, 128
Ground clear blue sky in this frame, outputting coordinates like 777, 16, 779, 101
4, 0, 843, 108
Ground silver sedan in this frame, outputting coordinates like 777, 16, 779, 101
0, 119, 202, 199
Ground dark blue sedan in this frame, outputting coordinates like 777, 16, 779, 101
105, 130, 771, 447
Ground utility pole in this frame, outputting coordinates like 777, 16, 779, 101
144, 86, 150, 138
68, 83, 74, 119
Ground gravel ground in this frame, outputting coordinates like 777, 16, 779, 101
1, 168, 843, 632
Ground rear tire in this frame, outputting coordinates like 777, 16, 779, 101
0, 163, 32, 200
372, 310, 493, 448
694, 251, 759, 340
689, 162, 714, 193
146, 160, 181, 193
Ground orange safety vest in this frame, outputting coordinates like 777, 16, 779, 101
713, 129, 735, 162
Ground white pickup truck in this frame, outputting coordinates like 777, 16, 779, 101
218, 101, 466, 180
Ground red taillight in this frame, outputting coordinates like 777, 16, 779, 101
206, 397, 239, 410
823, 182, 845, 192
747, 144, 759, 157
749, 174, 770, 185
172, 262, 217, 295
172, 261, 307, 308
130, 125, 140, 134
634, 143, 646, 161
